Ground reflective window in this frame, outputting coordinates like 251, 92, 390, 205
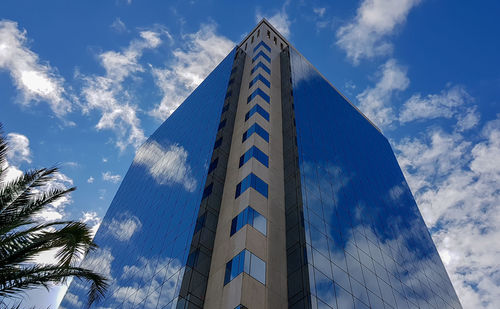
61, 48, 238, 308
214, 137, 223, 149
251, 62, 271, 75
252, 50, 271, 63
224, 249, 266, 285
249, 74, 271, 89
286, 48, 462, 309
245, 104, 269, 122
230, 206, 267, 236
242, 123, 269, 143
239, 145, 269, 168
218, 119, 227, 131
235, 173, 268, 198
253, 41, 271, 53
247, 88, 270, 104
207, 158, 218, 174
202, 183, 213, 199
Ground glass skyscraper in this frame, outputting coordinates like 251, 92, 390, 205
61, 20, 462, 309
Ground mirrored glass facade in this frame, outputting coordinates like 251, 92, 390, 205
283, 47, 462, 309
61, 48, 237, 309
61, 19, 461, 309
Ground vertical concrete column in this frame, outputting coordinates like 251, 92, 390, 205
204, 20, 289, 309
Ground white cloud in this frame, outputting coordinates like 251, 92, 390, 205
34, 171, 74, 222
1, 131, 73, 223
336, 0, 421, 64
80, 247, 114, 279
87, 176, 94, 183
313, 7, 326, 17
80, 30, 166, 151
0, 20, 71, 116
393, 117, 500, 308
6, 132, 31, 165
114, 257, 182, 308
148, 23, 234, 120
102, 171, 121, 183
256, 2, 291, 37
110, 18, 127, 33
356, 59, 409, 128
134, 141, 196, 192
107, 213, 141, 242
399, 85, 478, 130
81, 211, 101, 238
63, 292, 83, 307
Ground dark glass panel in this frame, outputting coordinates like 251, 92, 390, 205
288, 47, 462, 309
253, 41, 271, 53
247, 87, 270, 104
251, 61, 271, 75
61, 48, 238, 308
252, 50, 271, 63
245, 104, 270, 122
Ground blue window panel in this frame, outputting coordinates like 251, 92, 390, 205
230, 206, 267, 236
249, 251, 266, 284
213, 137, 223, 149
207, 158, 218, 174
242, 123, 269, 143
218, 119, 227, 131
235, 173, 268, 198
239, 146, 269, 168
247, 88, 270, 104
186, 249, 199, 268
194, 213, 206, 234
245, 104, 269, 122
249, 74, 270, 88
202, 183, 213, 199
224, 250, 266, 285
251, 62, 271, 75
253, 41, 271, 53
252, 51, 271, 63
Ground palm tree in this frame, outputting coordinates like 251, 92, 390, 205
0, 125, 109, 308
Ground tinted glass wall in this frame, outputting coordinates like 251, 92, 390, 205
286, 48, 462, 309
61, 48, 236, 309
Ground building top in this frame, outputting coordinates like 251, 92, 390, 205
240, 19, 382, 134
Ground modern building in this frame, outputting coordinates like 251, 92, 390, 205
61, 20, 462, 309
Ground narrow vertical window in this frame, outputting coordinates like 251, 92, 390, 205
267, 30, 270, 38
224, 250, 266, 285
242, 123, 269, 143
239, 146, 269, 168
202, 183, 213, 199
274, 36, 277, 45
257, 29, 260, 37
251, 36, 254, 43
230, 206, 267, 236
235, 173, 268, 198
245, 43, 247, 50
245, 104, 269, 122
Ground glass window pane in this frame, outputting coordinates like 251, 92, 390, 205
250, 253, 266, 284
252, 210, 267, 235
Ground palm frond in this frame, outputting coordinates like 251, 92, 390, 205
0, 186, 76, 234
0, 124, 7, 184
0, 265, 109, 307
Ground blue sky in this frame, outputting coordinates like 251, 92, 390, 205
1, 0, 499, 308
